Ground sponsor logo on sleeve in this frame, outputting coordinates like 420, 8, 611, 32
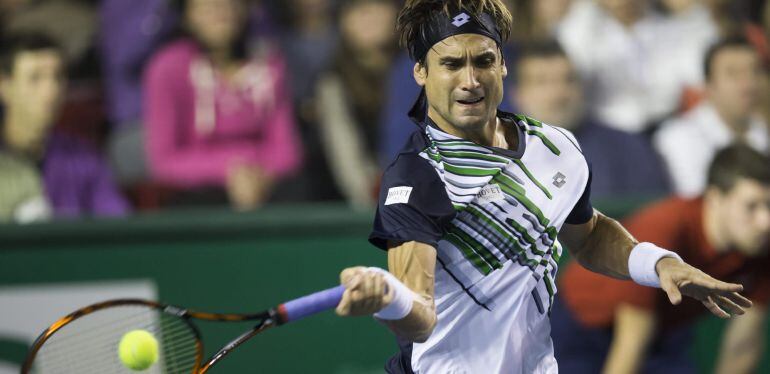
385, 186, 413, 205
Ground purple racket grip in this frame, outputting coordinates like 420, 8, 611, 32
278, 285, 345, 323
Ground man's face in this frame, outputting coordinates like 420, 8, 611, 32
707, 47, 762, 122
415, 34, 507, 132
0, 50, 64, 151
514, 55, 583, 130
713, 179, 770, 256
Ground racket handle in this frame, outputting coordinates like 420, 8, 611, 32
277, 285, 345, 324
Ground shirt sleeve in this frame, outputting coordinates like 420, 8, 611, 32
369, 153, 456, 250
565, 162, 594, 224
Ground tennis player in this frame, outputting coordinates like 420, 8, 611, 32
335, 1, 753, 373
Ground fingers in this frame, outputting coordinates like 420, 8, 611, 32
339, 266, 366, 287
703, 295, 731, 319
690, 275, 744, 293
725, 292, 753, 308
714, 295, 745, 316
335, 289, 352, 316
337, 268, 389, 316
660, 275, 682, 305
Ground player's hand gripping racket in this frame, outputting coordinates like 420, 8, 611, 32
21, 285, 345, 373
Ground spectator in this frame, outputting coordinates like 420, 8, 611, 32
315, 0, 398, 208
558, 0, 718, 132
100, 0, 178, 185
278, 0, 338, 122
0, 33, 129, 219
553, 144, 770, 374
654, 36, 769, 197
508, 0, 574, 42
511, 41, 669, 200
144, 0, 302, 210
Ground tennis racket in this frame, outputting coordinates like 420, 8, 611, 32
21, 285, 345, 373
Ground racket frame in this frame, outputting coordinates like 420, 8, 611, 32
21, 298, 278, 374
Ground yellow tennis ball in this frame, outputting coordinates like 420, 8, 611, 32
118, 329, 159, 371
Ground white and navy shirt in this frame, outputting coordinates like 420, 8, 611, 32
370, 110, 592, 373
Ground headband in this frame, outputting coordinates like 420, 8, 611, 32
409, 8, 503, 62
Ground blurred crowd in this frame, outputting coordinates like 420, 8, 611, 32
0, 0, 769, 222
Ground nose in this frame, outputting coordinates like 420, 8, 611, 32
459, 65, 481, 91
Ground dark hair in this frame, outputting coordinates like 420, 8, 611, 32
0, 32, 62, 75
707, 144, 770, 191
516, 39, 567, 63
512, 40, 569, 83
396, 0, 512, 65
703, 35, 755, 81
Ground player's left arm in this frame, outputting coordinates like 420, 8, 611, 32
560, 210, 752, 318
715, 305, 767, 374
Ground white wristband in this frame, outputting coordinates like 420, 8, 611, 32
366, 267, 416, 320
628, 242, 683, 288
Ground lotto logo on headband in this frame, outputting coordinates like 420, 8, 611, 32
452, 13, 471, 27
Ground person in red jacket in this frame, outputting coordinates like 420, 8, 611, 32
553, 144, 770, 374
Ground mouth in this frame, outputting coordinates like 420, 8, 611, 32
456, 96, 485, 106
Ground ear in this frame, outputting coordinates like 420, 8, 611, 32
501, 58, 508, 79
704, 186, 724, 207
413, 62, 427, 87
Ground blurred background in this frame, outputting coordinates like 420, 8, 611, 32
0, 0, 769, 372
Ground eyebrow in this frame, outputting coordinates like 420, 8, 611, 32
438, 50, 497, 64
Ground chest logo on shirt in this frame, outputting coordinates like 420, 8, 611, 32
385, 186, 413, 205
477, 184, 505, 204
553, 172, 566, 188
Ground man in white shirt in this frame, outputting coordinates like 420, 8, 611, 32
558, 0, 718, 132
654, 36, 769, 197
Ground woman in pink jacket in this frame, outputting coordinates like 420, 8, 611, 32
144, 0, 302, 209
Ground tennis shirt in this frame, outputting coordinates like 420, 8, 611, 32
369, 105, 594, 373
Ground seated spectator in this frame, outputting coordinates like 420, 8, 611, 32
99, 0, 178, 184
654, 36, 769, 197
553, 144, 770, 374
511, 41, 669, 199
558, 0, 718, 132
144, 0, 302, 210
315, 0, 397, 208
0, 33, 129, 219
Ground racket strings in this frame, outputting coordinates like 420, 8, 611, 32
30, 305, 200, 374
36, 320, 197, 368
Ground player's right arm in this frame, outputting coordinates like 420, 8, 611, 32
601, 303, 656, 374
335, 241, 438, 342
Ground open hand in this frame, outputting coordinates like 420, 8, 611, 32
656, 257, 753, 318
